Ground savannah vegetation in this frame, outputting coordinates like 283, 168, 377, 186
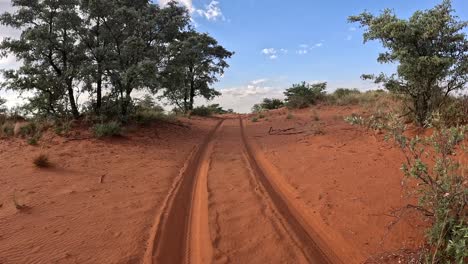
0, 0, 233, 137
251, 1, 467, 262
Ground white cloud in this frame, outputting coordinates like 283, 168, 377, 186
261, 48, 280, 59
297, 49, 308, 55
299, 44, 309, 48
349, 27, 357, 31
345, 35, 352, 41
205, 80, 285, 113
159, 0, 194, 12
196, 1, 224, 21
280, 48, 288, 54
261, 48, 276, 55
159, 0, 225, 22
314, 42, 323, 47
251, 78, 268, 85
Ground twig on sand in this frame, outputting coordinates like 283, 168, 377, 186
268, 126, 305, 135
99, 174, 106, 184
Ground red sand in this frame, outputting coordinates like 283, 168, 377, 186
0, 107, 432, 263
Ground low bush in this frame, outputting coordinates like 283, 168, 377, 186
133, 109, 176, 125
93, 122, 122, 138
346, 113, 468, 263
284, 82, 327, 109
1, 123, 14, 137
252, 98, 284, 112
191, 106, 212, 117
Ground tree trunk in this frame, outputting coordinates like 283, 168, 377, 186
96, 64, 102, 114
189, 78, 195, 111
66, 78, 80, 119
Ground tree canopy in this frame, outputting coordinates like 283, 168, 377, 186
349, 0, 468, 125
0, 0, 233, 120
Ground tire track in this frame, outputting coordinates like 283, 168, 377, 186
239, 117, 353, 264
206, 119, 308, 263
144, 120, 223, 264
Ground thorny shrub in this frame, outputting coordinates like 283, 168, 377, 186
345, 113, 467, 263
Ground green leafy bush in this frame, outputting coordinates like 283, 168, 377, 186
191, 106, 212, 117
93, 122, 122, 138
284, 82, 327, 109
346, 113, 467, 263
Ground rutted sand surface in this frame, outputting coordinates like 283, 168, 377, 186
207, 119, 308, 264
244, 106, 427, 261
0, 107, 429, 263
0, 118, 218, 264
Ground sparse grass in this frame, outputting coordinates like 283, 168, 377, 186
33, 154, 50, 168
1, 122, 14, 137
18, 122, 38, 137
93, 121, 122, 138
134, 109, 177, 125
27, 134, 40, 146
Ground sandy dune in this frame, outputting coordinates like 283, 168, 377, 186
0, 107, 427, 264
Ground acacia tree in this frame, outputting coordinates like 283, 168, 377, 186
0, 0, 84, 118
100, 0, 190, 118
349, 0, 468, 126
161, 30, 233, 113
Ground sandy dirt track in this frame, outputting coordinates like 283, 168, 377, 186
0, 107, 427, 263
147, 118, 343, 263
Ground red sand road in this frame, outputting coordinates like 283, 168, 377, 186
0, 107, 430, 263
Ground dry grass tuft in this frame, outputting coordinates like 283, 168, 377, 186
34, 154, 51, 168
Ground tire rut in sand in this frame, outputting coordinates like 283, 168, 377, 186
239, 117, 343, 264
206, 119, 308, 264
145, 120, 223, 264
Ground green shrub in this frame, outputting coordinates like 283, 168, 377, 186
260, 98, 284, 110
27, 133, 42, 145
284, 82, 327, 109
191, 106, 212, 117
18, 122, 37, 137
347, 113, 468, 263
286, 113, 294, 119
1, 123, 14, 137
251, 117, 259, 122
93, 122, 122, 138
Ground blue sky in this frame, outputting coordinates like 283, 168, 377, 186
1, 0, 467, 112
182, 0, 468, 112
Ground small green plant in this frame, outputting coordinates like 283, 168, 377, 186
251, 117, 259, 122
347, 113, 467, 263
54, 120, 72, 135
34, 154, 50, 168
27, 134, 41, 145
93, 121, 122, 138
258, 113, 266, 119
286, 113, 294, 120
